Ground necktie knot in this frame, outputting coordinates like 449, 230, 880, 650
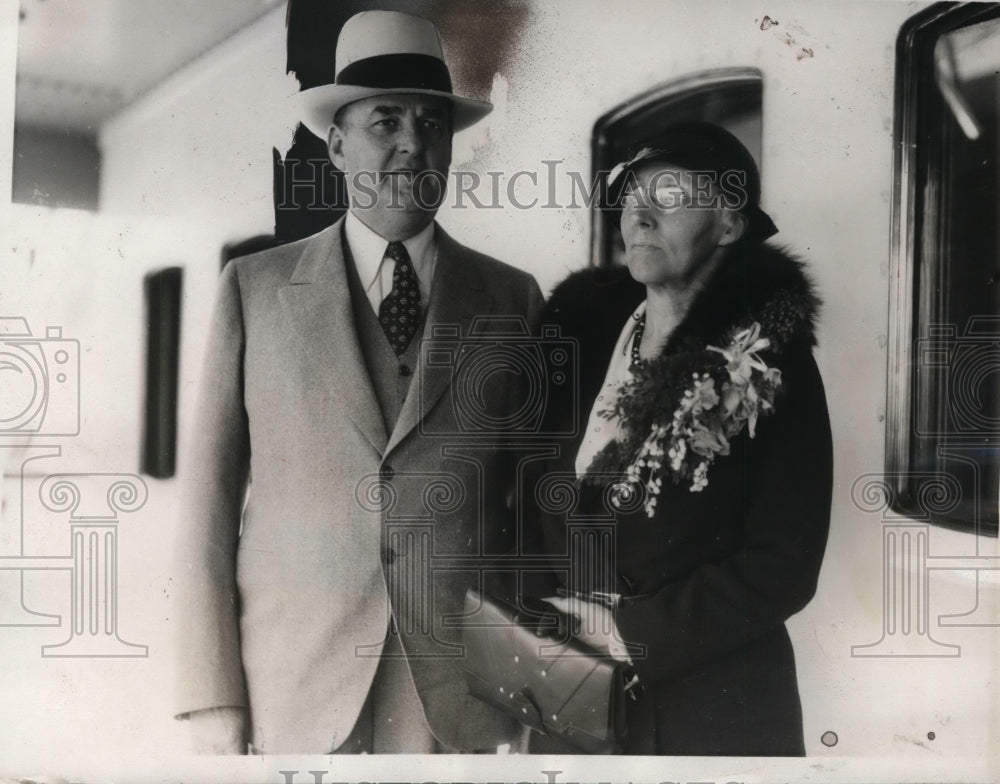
386, 241, 408, 264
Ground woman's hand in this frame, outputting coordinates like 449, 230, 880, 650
543, 595, 632, 663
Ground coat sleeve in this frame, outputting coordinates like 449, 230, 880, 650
173, 260, 251, 717
485, 270, 549, 605
613, 349, 833, 686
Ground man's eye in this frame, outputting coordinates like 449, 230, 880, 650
421, 118, 444, 131
374, 118, 399, 128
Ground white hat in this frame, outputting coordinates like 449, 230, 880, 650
295, 10, 493, 138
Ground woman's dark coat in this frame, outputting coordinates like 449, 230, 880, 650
526, 242, 833, 756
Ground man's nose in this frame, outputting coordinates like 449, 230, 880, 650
394, 117, 426, 158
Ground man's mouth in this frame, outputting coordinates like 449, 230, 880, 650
379, 169, 421, 182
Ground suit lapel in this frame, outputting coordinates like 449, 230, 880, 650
385, 226, 493, 456
278, 218, 389, 455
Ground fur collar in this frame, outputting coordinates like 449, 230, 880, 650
543, 242, 821, 481
545, 241, 821, 362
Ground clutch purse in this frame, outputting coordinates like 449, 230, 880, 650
461, 587, 629, 754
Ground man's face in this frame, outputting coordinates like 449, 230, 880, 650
328, 94, 453, 240
620, 162, 744, 289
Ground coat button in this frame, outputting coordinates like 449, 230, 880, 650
380, 465, 395, 481
399, 364, 412, 377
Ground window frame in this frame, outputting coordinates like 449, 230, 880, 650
886, 1, 1000, 535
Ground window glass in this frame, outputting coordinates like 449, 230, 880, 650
889, 5, 1000, 535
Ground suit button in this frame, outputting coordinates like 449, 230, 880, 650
399, 364, 412, 377
380, 465, 394, 481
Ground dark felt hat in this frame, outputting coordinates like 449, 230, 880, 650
609, 122, 778, 242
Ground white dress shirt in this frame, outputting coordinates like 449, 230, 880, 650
575, 301, 647, 478
343, 211, 437, 314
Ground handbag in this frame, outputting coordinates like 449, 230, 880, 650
461, 587, 630, 753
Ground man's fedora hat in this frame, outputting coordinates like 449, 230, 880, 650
296, 10, 493, 138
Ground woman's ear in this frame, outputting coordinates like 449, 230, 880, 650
717, 209, 748, 247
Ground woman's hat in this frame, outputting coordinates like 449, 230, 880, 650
610, 122, 779, 242
295, 10, 493, 138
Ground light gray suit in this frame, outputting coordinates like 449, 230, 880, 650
175, 217, 544, 753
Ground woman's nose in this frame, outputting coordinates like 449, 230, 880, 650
624, 203, 656, 230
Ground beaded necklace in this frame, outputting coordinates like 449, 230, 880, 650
629, 312, 646, 367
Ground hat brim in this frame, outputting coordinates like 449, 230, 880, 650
295, 84, 493, 139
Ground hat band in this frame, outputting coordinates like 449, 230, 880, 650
336, 53, 453, 94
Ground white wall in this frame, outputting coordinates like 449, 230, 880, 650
1, 0, 997, 781
99, 6, 298, 465
0, 5, 287, 776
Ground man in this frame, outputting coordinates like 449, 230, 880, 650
174, 10, 543, 754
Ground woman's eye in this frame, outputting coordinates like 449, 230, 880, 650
621, 191, 640, 208
652, 187, 688, 208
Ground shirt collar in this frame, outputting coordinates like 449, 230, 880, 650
344, 211, 436, 291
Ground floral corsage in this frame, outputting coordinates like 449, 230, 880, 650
590, 322, 782, 517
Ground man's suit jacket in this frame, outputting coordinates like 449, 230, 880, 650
174, 216, 544, 753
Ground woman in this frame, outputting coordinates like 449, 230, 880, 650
529, 123, 833, 755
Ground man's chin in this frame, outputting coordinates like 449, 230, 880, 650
395, 196, 444, 213
353, 205, 439, 240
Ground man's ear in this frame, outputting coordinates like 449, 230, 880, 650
717, 209, 748, 247
327, 124, 345, 170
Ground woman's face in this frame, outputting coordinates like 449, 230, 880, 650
620, 162, 741, 289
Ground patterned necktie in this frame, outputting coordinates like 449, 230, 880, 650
378, 241, 420, 356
